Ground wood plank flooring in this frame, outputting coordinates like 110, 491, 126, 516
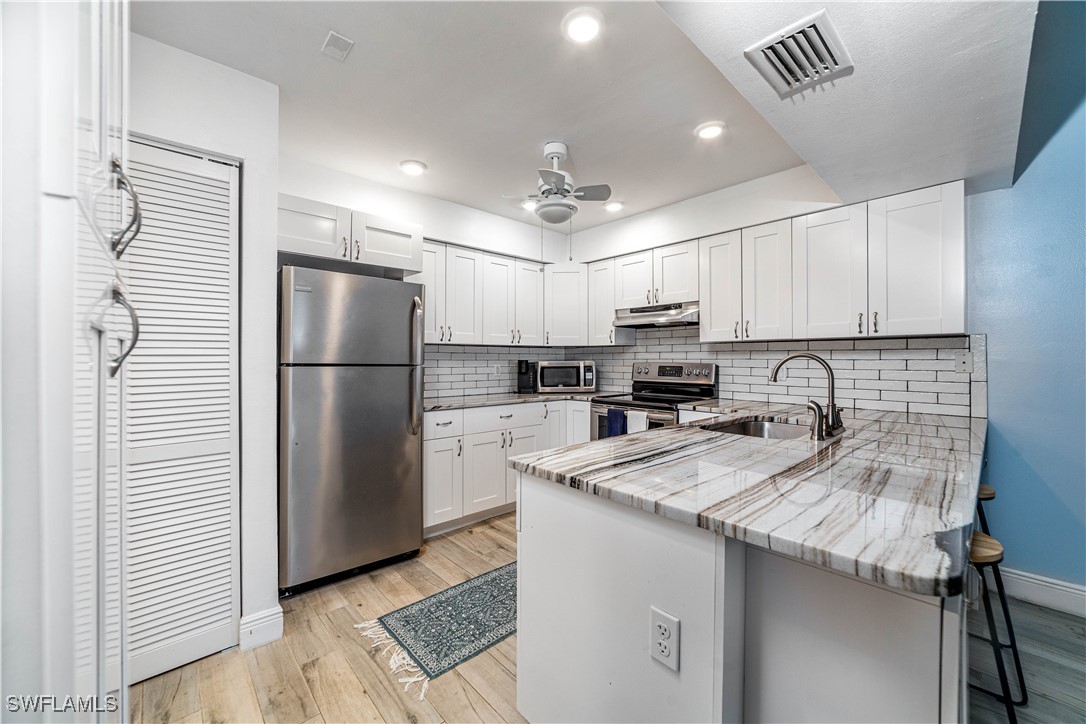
130, 510, 1085, 723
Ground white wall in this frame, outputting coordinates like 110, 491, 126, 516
570, 165, 840, 262
129, 34, 282, 646
280, 155, 569, 263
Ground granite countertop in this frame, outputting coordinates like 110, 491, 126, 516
424, 391, 597, 412
510, 402, 986, 597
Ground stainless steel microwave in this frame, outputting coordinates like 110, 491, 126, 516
536, 360, 597, 393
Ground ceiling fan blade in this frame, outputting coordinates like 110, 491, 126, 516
538, 169, 566, 189
573, 183, 611, 201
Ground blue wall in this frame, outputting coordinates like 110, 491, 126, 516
966, 97, 1085, 586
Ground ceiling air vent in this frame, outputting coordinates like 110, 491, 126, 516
744, 9, 854, 98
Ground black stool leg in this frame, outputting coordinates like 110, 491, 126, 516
977, 500, 990, 534
975, 564, 1018, 723
990, 563, 1029, 706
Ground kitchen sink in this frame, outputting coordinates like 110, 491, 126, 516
700, 416, 810, 440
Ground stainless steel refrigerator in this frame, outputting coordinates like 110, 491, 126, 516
279, 265, 424, 589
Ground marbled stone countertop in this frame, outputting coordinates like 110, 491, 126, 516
424, 392, 596, 412
510, 402, 985, 597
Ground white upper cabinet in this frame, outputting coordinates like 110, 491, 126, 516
793, 204, 869, 339
614, 250, 654, 308
406, 241, 446, 343
544, 264, 588, 346
515, 260, 545, 346
351, 211, 423, 273
652, 241, 699, 304
445, 247, 484, 345
587, 259, 635, 346
482, 253, 518, 345
868, 180, 965, 335
278, 194, 351, 259
741, 220, 793, 341
699, 231, 743, 343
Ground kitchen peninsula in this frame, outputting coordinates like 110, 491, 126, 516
511, 403, 985, 723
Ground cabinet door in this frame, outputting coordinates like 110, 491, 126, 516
278, 194, 351, 259
544, 264, 588, 346
653, 241, 699, 304
445, 247, 484, 345
482, 253, 517, 345
699, 231, 743, 343
869, 180, 965, 335
463, 431, 507, 514
543, 401, 566, 449
588, 260, 617, 346
567, 401, 592, 444
793, 204, 869, 339
423, 436, 463, 527
614, 250, 654, 308
352, 211, 424, 273
515, 260, 545, 346
741, 220, 793, 341
506, 424, 545, 504
406, 242, 446, 344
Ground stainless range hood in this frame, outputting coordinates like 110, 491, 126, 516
613, 301, 700, 328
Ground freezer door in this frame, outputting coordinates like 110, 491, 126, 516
280, 365, 423, 588
281, 265, 425, 365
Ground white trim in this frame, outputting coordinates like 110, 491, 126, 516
423, 503, 516, 539
239, 605, 284, 651
1000, 567, 1086, 617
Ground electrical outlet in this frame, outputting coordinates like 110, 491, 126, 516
650, 606, 680, 671
954, 351, 973, 374
493, 363, 502, 376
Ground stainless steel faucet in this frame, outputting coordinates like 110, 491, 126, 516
769, 353, 844, 440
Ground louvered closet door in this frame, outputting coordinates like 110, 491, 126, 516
124, 141, 240, 682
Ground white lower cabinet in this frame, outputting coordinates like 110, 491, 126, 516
463, 430, 507, 515
544, 401, 566, 448
567, 401, 591, 444
423, 435, 464, 527
505, 424, 545, 506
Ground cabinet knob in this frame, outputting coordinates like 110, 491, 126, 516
857, 312, 863, 334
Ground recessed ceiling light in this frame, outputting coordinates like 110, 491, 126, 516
521, 199, 538, 211
562, 8, 603, 43
400, 160, 427, 176
695, 121, 725, 140
604, 201, 623, 212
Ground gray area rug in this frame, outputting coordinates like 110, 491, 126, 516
356, 562, 517, 699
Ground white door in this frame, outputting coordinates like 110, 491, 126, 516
124, 142, 240, 682
544, 263, 588, 346
482, 253, 517, 345
423, 436, 463, 527
869, 180, 965, 335
793, 204, 869, 339
614, 250, 654, 308
567, 401, 592, 444
588, 260, 617, 346
352, 211, 423, 273
277, 194, 350, 260
463, 431, 507, 514
543, 401, 566, 449
445, 247, 484, 345
699, 231, 743, 343
741, 220, 793, 341
406, 241, 446, 344
653, 241, 699, 304
506, 424, 545, 504
515, 259, 545, 346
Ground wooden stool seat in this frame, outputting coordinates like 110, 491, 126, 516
979, 484, 996, 501
971, 531, 1004, 565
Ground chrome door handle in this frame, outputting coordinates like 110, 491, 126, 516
734, 321, 739, 339
546, 331, 549, 344
857, 312, 863, 334
873, 311, 879, 334
342, 237, 349, 258
655, 288, 659, 303
457, 439, 462, 457
354, 239, 361, 261
436, 420, 452, 427
109, 157, 143, 259
511, 329, 515, 343
411, 296, 423, 365
439, 325, 445, 342
646, 289, 651, 304
500, 413, 514, 419
108, 284, 140, 377
609, 328, 614, 343
448, 326, 452, 339
517, 330, 521, 344
745, 320, 750, 338
543, 404, 549, 419
500, 431, 506, 449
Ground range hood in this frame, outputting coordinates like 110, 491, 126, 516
613, 301, 700, 328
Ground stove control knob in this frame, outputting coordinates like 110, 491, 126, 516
685, 369, 692, 376
702, 368, 710, 376
694, 369, 702, 377
637, 366, 644, 374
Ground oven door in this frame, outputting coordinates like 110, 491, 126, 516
590, 404, 677, 440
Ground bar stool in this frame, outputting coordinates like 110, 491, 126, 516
969, 529, 1028, 723
976, 483, 996, 533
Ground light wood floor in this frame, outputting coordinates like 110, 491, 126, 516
130, 510, 1085, 724
128, 513, 521, 724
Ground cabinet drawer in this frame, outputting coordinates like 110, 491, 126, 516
424, 409, 463, 439
466, 403, 546, 434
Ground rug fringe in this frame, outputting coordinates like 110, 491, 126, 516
355, 620, 430, 701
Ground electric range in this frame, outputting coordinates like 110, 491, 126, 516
590, 361, 717, 440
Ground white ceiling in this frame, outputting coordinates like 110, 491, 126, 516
660, 1, 1038, 203
130, 1, 806, 231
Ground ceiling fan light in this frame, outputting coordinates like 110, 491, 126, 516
695, 121, 725, 140
562, 8, 603, 43
521, 199, 538, 211
400, 160, 427, 176
535, 197, 579, 224
604, 201, 623, 212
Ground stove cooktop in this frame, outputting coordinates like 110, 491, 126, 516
592, 361, 717, 411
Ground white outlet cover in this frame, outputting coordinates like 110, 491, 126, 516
954, 351, 973, 374
650, 606, 680, 672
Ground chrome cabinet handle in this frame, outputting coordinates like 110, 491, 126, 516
544, 404, 549, 419
546, 331, 549, 344
517, 330, 521, 344
734, 321, 739, 339
745, 320, 750, 338
448, 326, 452, 339
609, 328, 614, 343
500, 431, 506, 449
858, 312, 863, 334
511, 329, 515, 344
354, 239, 361, 261
108, 285, 140, 377
873, 311, 879, 334
457, 439, 462, 457
500, 413, 514, 420
439, 325, 445, 342
109, 157, 143, 259
646, 289, 651, 304
342, 237, 349, 258
655, 288, 659, 303
436, 420, 452, 427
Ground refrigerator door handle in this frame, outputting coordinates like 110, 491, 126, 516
409, 366, 423, 436
411, 295, 424, 366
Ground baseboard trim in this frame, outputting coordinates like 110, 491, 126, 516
424, 503, 516, 538
239, 605, 283, 650
999, 567, 1086, 616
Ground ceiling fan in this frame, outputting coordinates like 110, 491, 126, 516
509, 142, 612, 224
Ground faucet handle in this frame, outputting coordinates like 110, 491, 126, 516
807, 400, 826, 441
